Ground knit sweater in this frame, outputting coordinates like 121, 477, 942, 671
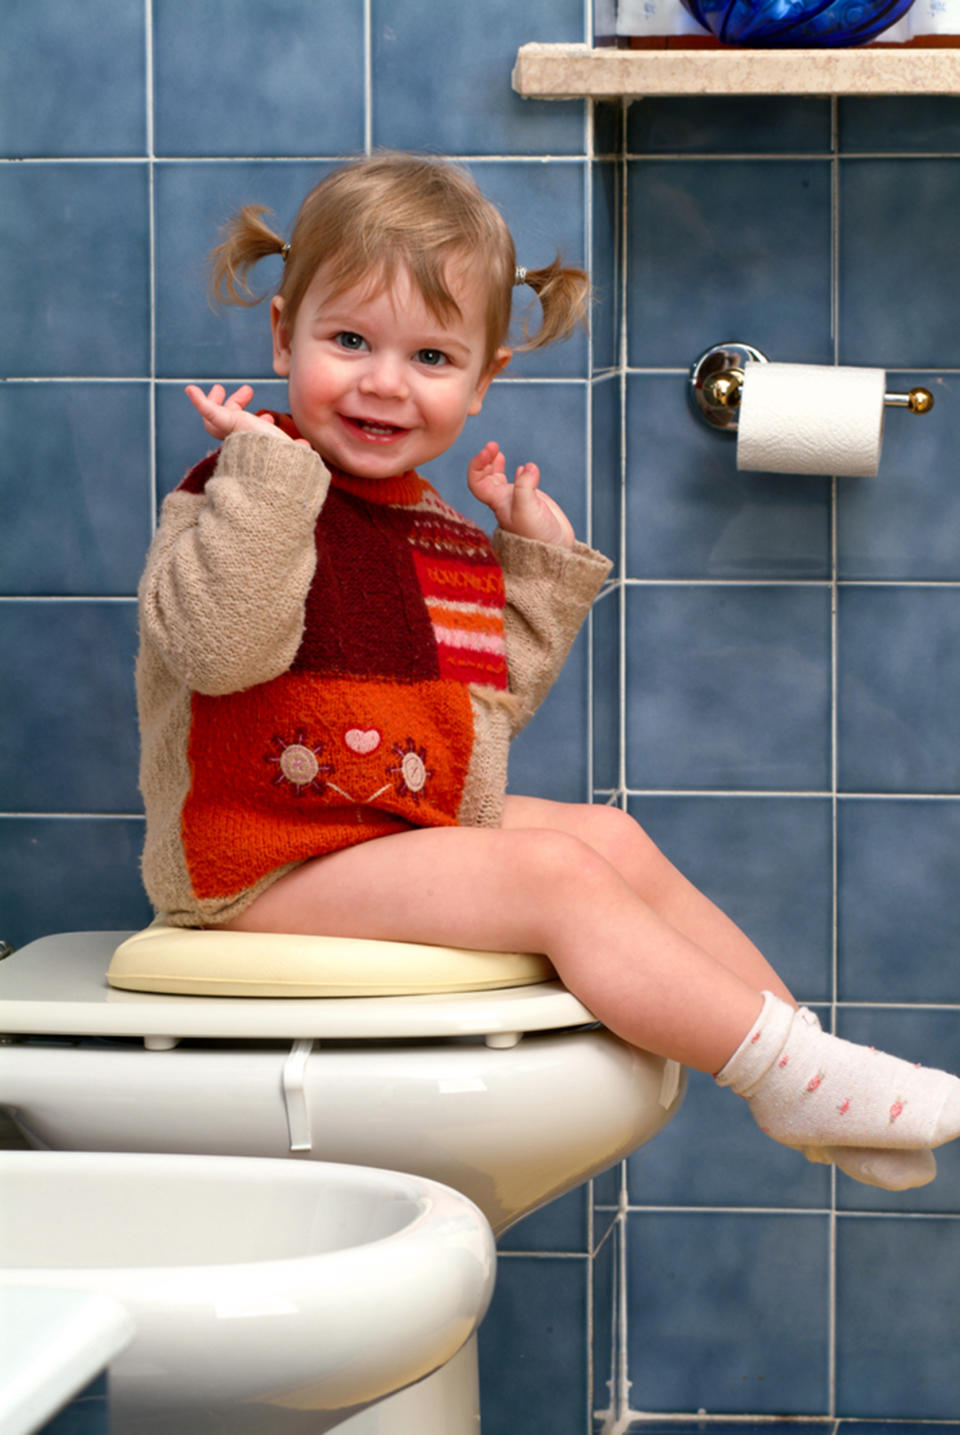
137, 427, 612, 926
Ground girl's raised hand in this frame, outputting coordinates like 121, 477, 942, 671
467, 441, 575, 550
185, 384, 306, 445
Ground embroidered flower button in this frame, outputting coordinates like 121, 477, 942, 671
280, 744, 322, 785
401, 750, 427, 792
266, 732, 331, 797
389, 738, 432, 801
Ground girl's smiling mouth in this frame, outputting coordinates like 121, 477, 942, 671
341, 415, 409, 441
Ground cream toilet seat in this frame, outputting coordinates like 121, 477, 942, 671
107, 920, 555, 999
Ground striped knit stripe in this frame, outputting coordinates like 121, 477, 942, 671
425, 600, 505, 636
438, 649, 511, 685
431, 625, 507, 656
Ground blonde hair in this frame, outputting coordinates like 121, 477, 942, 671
209, 152, 588, 365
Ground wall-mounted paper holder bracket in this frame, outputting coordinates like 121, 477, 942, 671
688, 342, 934, 434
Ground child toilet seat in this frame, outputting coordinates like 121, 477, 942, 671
0, 931, 596, 1047
107, 920, 555, 998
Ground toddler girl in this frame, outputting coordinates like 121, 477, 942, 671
137, 151, 960, 1192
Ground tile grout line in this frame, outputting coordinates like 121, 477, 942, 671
585, 66, 598, 1430
617, 97, 629, 813
827, 90, 841, 1424
586, 90, 598, 812
615, 100, 633, 1433
363, 0, 372, 154
145, 0, 158, 541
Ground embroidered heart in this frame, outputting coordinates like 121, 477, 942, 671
345, 728, 381, 755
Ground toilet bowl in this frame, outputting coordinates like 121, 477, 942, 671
0, 1149, 496, 1434
0, 926, 686, 1434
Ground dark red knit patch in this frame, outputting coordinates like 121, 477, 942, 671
291, 488, 441, 681
176, 450, 220, 494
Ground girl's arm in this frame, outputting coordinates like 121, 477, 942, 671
139, 402, 329, 696
492, 527, 612, 734
466, 442, 611, 732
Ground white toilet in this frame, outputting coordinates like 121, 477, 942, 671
0, 924, 686, 1434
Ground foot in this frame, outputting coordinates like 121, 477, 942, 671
803, 1144, 937, 1191
716, 992, 960, 1153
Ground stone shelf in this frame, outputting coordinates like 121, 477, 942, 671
512, 41, 960, 98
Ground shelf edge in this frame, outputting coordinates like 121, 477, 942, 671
512, 41, 960, 97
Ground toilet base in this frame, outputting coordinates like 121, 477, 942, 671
109, 1333, 479, 1435
335, 1337, 480, 1435
107, 1338, 480, 1435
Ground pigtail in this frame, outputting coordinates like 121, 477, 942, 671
208, 204, 288, 307
519, 256, 590, 350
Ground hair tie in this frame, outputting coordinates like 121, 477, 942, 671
280, 242, 291, 263
514, 266, 527, 286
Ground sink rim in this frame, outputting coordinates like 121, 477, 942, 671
0, 1150, 454, 1272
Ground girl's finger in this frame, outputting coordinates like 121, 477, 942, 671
468, 441, 502, 476
185, 384, 216, 414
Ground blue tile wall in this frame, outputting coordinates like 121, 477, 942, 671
836, 1215, 960, 1417
628, 796, 834, 1000
0, 384, 152, 595
626, 157, 834, 369
839, 160, 960, 366
0, 2, 146, 158
624, 584, 832, 790
369, 0, 586, 156
625, 1211, 830, 1414
0, 164, 150, 378
477, 1253, 590, 1435
0, 602, 140, 813
837, 586, 960, 792
3, 5, 959, 1434
153, 0, 366, 157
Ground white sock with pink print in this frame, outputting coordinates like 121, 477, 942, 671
716, 991, 960, 1160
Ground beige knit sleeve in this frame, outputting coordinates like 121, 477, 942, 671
491, 528, 613, 734
139, 431, 329, 695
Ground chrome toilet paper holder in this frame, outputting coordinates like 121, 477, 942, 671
688, 342, 934, 433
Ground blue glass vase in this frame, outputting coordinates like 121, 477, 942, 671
680, 0, 915, 44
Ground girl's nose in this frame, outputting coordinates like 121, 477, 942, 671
358, 352, 409, 400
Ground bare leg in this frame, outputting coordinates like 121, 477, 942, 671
499, 796, 796, 1005
222, 822, 764, 1073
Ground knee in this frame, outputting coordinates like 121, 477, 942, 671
572, 802, 663, 866
507, 825, 615, 897
570, 802, 680, 901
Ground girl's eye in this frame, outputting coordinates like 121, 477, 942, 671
416, 348, 448, 367
335, 331, 367, 351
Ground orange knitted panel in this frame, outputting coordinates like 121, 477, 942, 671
182, 672, 474, 900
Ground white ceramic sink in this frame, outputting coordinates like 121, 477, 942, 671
0, 1285, 134, 1435
0, 1151, 496, 1434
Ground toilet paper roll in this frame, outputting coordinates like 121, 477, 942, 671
736, 362, 887, 478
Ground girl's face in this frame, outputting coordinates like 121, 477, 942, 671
271, 260, 509, 479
